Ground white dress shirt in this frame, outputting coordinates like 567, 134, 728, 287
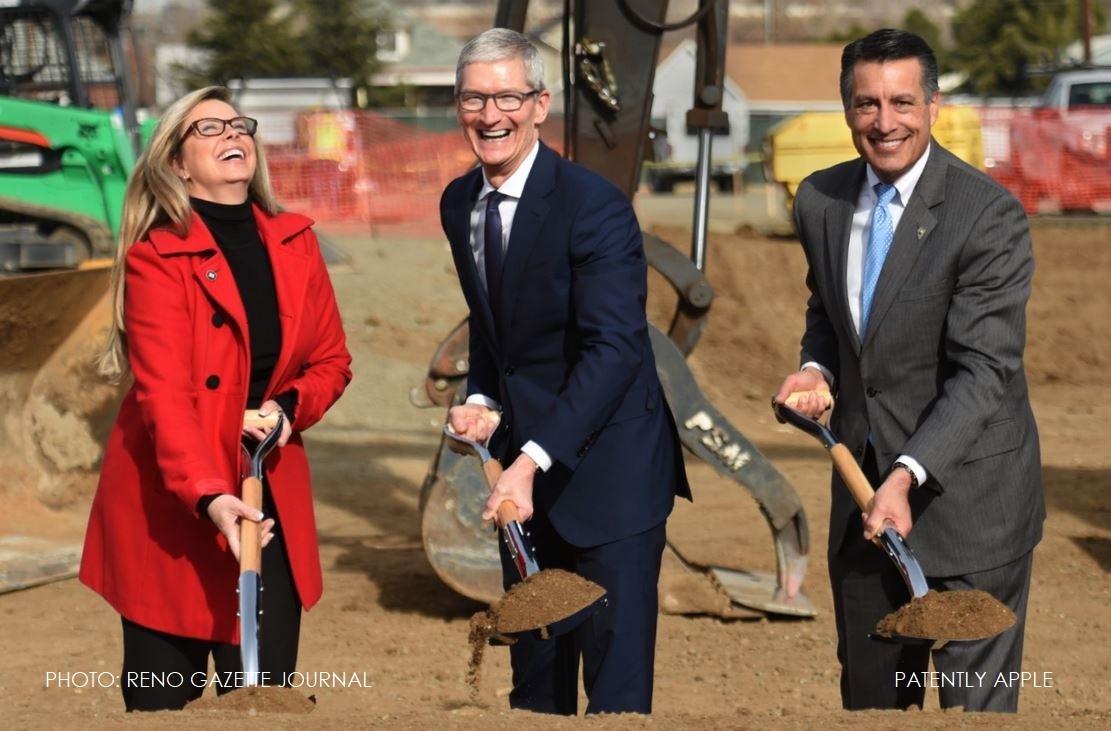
462, 142, 552, 471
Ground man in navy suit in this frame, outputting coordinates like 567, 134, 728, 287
441, 28, 690, 715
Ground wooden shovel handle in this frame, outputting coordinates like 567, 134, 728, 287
784, 389, 834, 411
244, 410, 281, 430
481, 457, 523, 526
239, 476, 263, 573
829, 443, 876, 512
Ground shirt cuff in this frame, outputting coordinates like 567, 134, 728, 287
465, 393, 501, 411
521, 441, 552, 472
894, 456, 927, 488
801, 361, 835, 390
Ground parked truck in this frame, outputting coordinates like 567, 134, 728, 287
1008, 68, 1111, 213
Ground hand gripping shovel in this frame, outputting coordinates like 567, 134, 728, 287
771, 397, 1016, 645
771, 398, 928, 600
442, 425, 607, 641
237, 410, 285, 686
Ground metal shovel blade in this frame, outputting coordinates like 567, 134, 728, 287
875, 526, 929, 599
237, 571, 261, 685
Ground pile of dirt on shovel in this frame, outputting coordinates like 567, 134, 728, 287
185, 685, 316, 715
466, 569, 606, 697
875, 589, 1017, 641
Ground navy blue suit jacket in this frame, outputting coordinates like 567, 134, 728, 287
440, 143, 690, 548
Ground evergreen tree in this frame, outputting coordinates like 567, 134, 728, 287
184, 0, 307, 86
949, 0, 1105, 96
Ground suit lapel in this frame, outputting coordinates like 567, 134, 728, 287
187, 219, 249, 337
446, 170, 498, 346
864, 143, 944, 340
828, 162, 864, 350
498, 144, 556, 339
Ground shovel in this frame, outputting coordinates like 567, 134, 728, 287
237, 410, 285, 687
771, 396, 1016, 645
771, 397, 928, 599
441, 424, 608, 641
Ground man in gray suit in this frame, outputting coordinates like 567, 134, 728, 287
775, 29, 1044, 712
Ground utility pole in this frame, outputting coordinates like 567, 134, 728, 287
1081, 0, 1092, 66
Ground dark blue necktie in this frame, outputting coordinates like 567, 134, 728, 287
484, 191, 505, 313
861, 182, 897, 336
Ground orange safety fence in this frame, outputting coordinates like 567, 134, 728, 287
266, 108, 1110, 231
978, 105, 1111, 215
266, 110, 566, 235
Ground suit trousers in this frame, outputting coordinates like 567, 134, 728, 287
829, 445, 1034, 712
120, 486, 302, 711
500, 509, 667, 715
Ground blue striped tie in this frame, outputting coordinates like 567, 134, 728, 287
860, 182, 897, 336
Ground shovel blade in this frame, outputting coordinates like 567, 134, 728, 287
490, 593, 610, 645
238, 571, 261, 687
876, 526, 930, 599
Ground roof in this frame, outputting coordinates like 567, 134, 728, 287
726, 43, 843, 109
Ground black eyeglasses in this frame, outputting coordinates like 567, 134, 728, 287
185, 116, 258, 138
456, 90, 539, 112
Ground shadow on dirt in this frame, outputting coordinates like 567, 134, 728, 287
303, 436, 484, 620
1042, 466, 1111, 573
1042, 466, 1111, 532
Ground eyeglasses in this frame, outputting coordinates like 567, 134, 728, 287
185, 116, 258, 138
456, 90, 539, 112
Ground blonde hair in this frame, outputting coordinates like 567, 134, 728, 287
99, 86, 280, 381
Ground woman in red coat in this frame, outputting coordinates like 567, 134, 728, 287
79, 86, 352, 711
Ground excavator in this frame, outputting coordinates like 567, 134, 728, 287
412, 0, 816, 619
0, 0, 138, 538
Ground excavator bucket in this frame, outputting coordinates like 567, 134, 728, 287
0, 264, 123, 591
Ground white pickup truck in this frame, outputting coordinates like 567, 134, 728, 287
1009, 69, 1111, 213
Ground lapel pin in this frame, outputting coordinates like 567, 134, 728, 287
917, 226, 926, 240
206, 270, 217, 281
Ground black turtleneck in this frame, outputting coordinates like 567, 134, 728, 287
191, 197, 288, 413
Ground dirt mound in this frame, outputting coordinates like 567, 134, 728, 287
876, 589, 1017, 641
185, 685, 316, 715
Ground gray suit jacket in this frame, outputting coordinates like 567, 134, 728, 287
793, 141, 1044, 576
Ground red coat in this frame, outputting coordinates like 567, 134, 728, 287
80, 206, 352, 642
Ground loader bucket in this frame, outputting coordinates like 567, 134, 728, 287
0, 263, 122, 508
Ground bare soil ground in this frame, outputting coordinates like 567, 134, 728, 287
2, 207, 1109, 730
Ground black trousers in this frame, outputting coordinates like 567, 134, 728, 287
828, 445, 1034, 712
500, 509, 667, 716
120, 487, 302, 711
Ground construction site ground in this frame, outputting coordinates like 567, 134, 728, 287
2, 194, 1109, 729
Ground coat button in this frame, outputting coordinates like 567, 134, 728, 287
211, 312, 225, 327
504, 367, 515, 376
866, 387, 879, 397
205, 375, 220, 389
855, 445, 865, 458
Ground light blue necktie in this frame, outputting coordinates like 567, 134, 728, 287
860, 182, 897, 336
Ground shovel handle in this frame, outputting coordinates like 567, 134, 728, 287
480, 457, 525, 527
244, 410, 281, 430
784, 389, 834, 411
239, 476, 263, 573
829, 443, 876, 512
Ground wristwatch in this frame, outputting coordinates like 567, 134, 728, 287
893, 462, 919, 489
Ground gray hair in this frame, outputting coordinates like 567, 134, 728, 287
455, 28, 545, 94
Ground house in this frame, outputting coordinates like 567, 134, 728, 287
725, 43, 844, 146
